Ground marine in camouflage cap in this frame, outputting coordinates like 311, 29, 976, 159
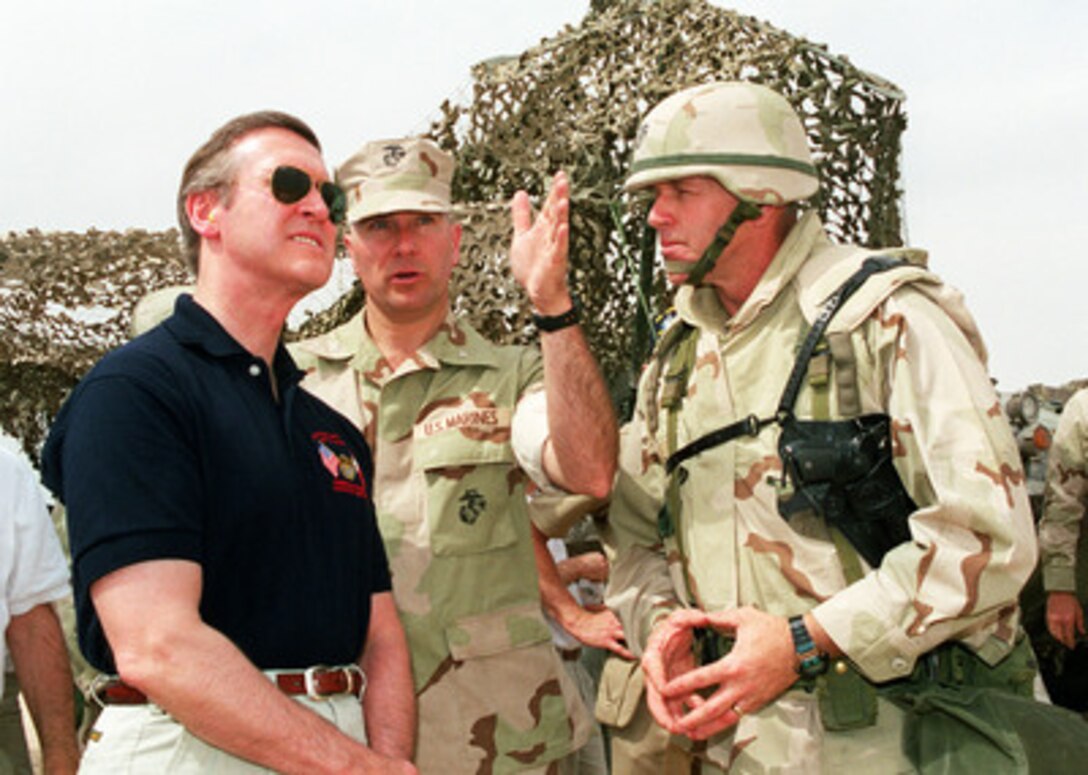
336, 137, 453, 223
293, 137, 619, 772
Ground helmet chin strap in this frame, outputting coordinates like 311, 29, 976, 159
663, 200, 762, 286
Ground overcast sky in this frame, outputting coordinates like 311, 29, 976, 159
2, 0, 1085, 391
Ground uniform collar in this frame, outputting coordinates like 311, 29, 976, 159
295, 308, 504, 385
164, 293, 303, 388
675, 211, 826, 333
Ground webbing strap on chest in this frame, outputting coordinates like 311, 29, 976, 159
664, 412, 779, 475
672, 201, 763, 287
663, 255, 905, 475
660, 330, 698, 539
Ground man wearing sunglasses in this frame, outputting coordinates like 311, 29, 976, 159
293, 138, 618, 773
43, 112, 416, 774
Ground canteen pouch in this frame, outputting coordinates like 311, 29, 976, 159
816, 662, 878, 731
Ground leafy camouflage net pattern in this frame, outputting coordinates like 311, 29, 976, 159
2, 0, 909, 457
429, 0, 908, 413
0, 230, 193, 460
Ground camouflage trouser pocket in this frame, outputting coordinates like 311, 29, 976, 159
419, 606, 584, 773
595, 655, 644, 728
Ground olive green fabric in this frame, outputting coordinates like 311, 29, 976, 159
0, 674, 31, 775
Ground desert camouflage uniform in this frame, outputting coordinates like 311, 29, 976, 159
606, 211, 1037, 772
1040, 388, 1088, 600
293, 313, 591, 774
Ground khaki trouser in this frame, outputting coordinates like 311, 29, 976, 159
79, 686, 366, 773
599, 660, 914, 774
595, 657, 684, 775
0, 673, 31, 775
608, 699, 688, 775
676, 693, 914, 775
555, 651, 608, 775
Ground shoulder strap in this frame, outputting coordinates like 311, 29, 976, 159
775, 255, 905, 419
826, 332, 860, 418
664, 256, 905, 475
642, 317, 694, 437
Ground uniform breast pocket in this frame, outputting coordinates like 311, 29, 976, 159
418, 438, 523, 557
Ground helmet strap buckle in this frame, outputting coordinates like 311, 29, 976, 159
683, 200, 762, 286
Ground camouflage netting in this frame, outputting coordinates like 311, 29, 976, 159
1, 230, 193, 460
429, 0, 908, 413
2, 0, 909, 460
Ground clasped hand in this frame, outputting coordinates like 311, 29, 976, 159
641, 606, 799, 740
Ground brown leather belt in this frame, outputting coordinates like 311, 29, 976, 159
93, 665, 366, 706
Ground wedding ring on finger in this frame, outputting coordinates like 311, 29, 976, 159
732, 702, 746, 718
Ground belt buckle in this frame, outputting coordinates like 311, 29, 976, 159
304, 665, 332, 701
304, 664, 366, 701
346, 664, 367, 701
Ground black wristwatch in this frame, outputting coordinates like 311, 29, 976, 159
531, 297, 581, 333
789, 615, 828, 678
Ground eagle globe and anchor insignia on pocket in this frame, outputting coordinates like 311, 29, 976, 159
458, 488, 488, 525
423, 456, 519, 555
312, 431, 368, 499
416, 395, 520, 555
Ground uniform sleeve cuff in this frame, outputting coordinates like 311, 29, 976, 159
809, 576, 924, 683
1043, 564, 1077, 592
511, 388, 554, 491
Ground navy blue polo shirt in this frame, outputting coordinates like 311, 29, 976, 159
43, 295, 391, 673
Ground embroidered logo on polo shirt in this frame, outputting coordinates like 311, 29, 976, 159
312, 432, 368, 499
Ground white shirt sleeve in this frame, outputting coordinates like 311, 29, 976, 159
511, 388, 556, 491
2, 447, 71, 620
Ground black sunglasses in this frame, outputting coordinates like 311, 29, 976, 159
271, 165, 346, 225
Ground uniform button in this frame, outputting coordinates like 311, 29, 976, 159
891, 657, 909, 674
248, 364, 261, 377
834, 660, 849, 675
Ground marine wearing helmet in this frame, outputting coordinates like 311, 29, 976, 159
604, 79, 1040, 773
625, 81, 819, 286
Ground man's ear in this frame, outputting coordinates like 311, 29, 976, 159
342, 224, 367, 277
187, 190, 221, 238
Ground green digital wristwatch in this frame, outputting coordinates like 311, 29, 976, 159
789, 615, 828, 678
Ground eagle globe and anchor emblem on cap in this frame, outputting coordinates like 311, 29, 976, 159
382, 144, 407, 167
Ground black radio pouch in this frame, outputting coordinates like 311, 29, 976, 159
665, 256, 916, 568
777, 414, 915, 568
772, 257, 918, 567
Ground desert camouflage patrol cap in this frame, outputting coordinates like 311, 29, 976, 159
336, 137, 453, 223
625, 81, 819, 205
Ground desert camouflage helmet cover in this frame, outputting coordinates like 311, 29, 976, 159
336, 137, 453, 223
624, 81, 819, 205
